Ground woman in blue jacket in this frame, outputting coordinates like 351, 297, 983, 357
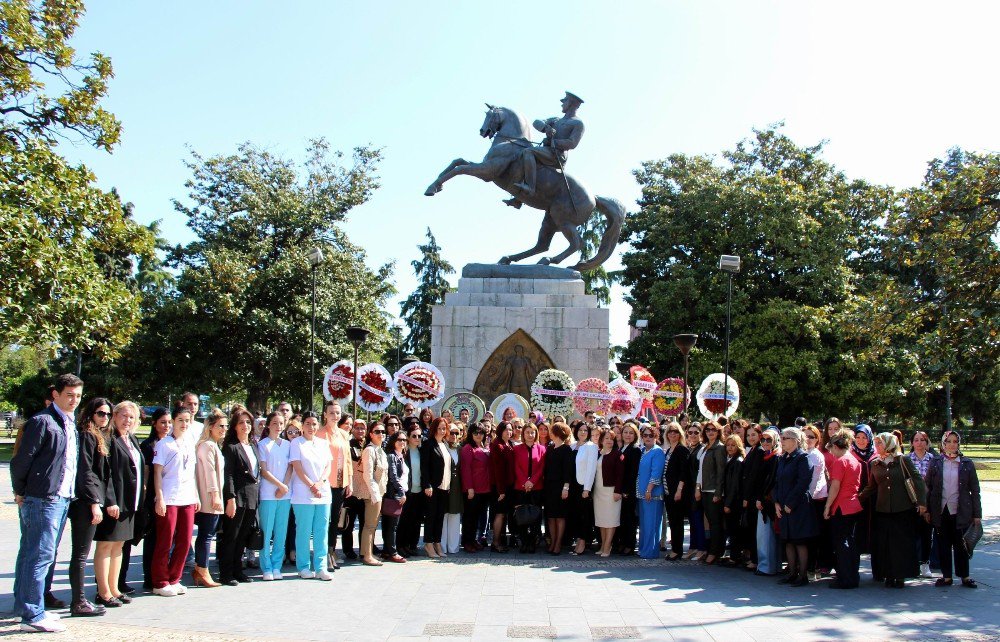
773, 427, 818, 586
636, 427, 666, 559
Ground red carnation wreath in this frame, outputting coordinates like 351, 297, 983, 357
323, 360, 355, 402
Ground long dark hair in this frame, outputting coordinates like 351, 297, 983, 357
224, 404, 256, 446
463, 421, 487, 448
78, 397, 112, 457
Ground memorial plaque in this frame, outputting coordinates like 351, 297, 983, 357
473, 329, 555, 404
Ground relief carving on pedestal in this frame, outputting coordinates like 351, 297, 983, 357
474, 329, 555, 404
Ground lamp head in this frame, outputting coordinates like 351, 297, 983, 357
673, 334, 699, 356
345, 326, 370, 347
719, 255, 741, 273
307, 247, 324, 268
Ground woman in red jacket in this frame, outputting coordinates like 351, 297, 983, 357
489, 422, 515, 553
512, 425, 546, 553
460, 423, 492, 553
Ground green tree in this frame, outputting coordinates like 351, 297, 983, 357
161, 140, 395, 411
399, 228, 454, 361
579, 209, 615, 307
862, 148, 1000, 430
620, 127, 898, 424
1, 0, 151, 359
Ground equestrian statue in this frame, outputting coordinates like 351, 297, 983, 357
424, 92, 625, 272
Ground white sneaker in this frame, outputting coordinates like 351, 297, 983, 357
272, 571, 283, 581
262, 571, 273, 581
153, 585, 178, 597
920, 563, 932, 578
316, 569, 334, 581
298, 569, 315, 579
20, 613, 66, 633
172, 583, 187, 595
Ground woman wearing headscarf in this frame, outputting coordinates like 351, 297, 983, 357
751, 427, 781, 576
925, 430, 982, 588
850, 424, 876, 554
909, 430, 937, 578
860, 432, 927, 588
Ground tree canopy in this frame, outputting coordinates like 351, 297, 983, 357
399, 228, 453, 361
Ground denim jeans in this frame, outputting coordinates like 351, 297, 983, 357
193, 512, 220, 568
14, 496, 70, 624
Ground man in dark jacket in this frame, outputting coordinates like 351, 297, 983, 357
10, 374, 84, 633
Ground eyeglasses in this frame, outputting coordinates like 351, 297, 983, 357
287, 429, 301, 435
94, 411, 112, 418
706, 427, 718, 432
806, 435, 817, 440
372, 430, 385, 435
641, 433, 653, 438
450, 431, 461, 435
761, 437, 773, 443
686, 430, 700, 435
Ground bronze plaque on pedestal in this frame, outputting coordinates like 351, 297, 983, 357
474, 329, 555, 404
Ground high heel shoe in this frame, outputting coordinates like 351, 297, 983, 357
425, 543, 440, 558
434, 543, 445, 558
192, 565, 221, 588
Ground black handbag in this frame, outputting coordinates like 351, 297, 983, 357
247, 516, 264, 551
511, 444, 542, 528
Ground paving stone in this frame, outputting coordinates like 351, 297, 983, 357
591, 626, 642, 640
423, 623, 475, 637
507, 625, 557, 639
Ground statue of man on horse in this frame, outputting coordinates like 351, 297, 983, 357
424, 92, 624, 272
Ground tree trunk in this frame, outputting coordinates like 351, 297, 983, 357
246, 360, 272, 415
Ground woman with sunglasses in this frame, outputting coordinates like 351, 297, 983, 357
802, 425, 830, 579
684, 423, 707, 560
636, 427, 665, 559
382, 431, 409, 563
442, 424, 465, 555
360, 423, 389, 566
342, 419, 369, 561
720, 434, 745, 566
67, 398, 112, 615
258, 411, 293, 581
696, 421, 727, 565
398, 423, 424, 557
661, 421, 690, 560
750, 427, 781, 576
773, 428, 819, 586
461, 423, 492, 553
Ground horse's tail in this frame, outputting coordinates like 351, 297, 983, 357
573, 196, 626, 272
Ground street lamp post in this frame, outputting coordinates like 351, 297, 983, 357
307, 247, 324, 412
345, 326, 371, 419
393, 320, 405, 372
719, 255, 741, 415
673, 334, 698, 411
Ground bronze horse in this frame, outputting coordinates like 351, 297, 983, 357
424, 105, 624, 271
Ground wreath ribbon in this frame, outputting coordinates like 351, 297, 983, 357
574, 390, 614, 401
653, 390, 685, 399
398, 373, 440, 395
530, 386, 573, 398
632, 380, 656, 391
358, 379, 390, 399
328, 373, 353, 386
703, 392, 737, 402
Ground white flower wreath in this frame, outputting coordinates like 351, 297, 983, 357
530, 369, 576, 417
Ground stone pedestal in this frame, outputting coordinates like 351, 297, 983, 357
431, 264, 610, 406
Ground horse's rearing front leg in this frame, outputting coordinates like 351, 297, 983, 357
424, 158, 469, 196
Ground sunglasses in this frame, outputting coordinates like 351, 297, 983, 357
686, 430, 700, 435
94, 411, 112, 418
287, 429, 301, 435
408, 433, 421, 439
641, 433, 653, 438
372, 430, 385, 435
387, 422, 400, 427
761, 437, 773, 443
706, 428, 718, 432
450, 431, 461, 435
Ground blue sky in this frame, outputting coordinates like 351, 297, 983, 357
65, 1, 999, 348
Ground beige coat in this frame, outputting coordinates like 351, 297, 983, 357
196, 440, 225, 514
362, 444, 388, 503
318, 426, 354, 490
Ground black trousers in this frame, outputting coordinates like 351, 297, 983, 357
398, 491, 426, 550
614, 495, 638, 551
810, 498, 833, 571
69, 514, 97, 604
916, 512, 934, 564
702, 493, 726, 557
423, 488, 448, 544
142, 517, 157, 588
723, 506, 743, 560
664, 498, 686, 555
572, 487, 594, 542
217, 506, 256, 581
829, 510, 860, 588
462, 493, 488, 546
327, 487, 345, 550
120, 542, 133, 591
381, 513, 400, 556
936, 508, 970, 579
512, 489, 542, 550
342, 495, 366, 553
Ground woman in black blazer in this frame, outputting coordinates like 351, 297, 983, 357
420, 417, 450, 558
68, 397, 113, 616
93, 401, 144, 607
661, 422, 690, 560
685, 425, 706, 559
614, 423, 643, 555
218, 405, 261, 585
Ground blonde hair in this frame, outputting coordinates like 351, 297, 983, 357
198, 408, 227, 447
725, 434, 744, 452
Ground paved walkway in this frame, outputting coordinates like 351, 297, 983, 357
1, 464, 998, 641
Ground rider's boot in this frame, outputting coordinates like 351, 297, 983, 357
513, 153, 536, 195
503, 198, 523, 209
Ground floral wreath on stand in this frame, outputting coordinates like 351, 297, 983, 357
628, 365, 657, 404
322, 360, 355, 403
530, 369, 576, 418
573, 378, 612, 417
653, 377, 690, 417
393, 361, 446, 409
696, 373, 741, 421
356, 363, 395, 413
608, 378, 642, 421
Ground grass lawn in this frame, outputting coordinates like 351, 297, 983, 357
0, 442, 11, 464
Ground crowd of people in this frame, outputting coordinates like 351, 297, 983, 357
10, 374, 985, 633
